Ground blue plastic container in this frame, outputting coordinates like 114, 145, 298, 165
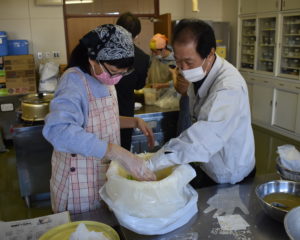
8, 40, 29, 55
0, 31, 8, 56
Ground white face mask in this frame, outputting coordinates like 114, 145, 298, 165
181, 58, 207, 83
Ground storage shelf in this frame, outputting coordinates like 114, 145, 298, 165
281, 66, 300, 70
241, 61, 254, 65
260, 44, 275, 47
242, 53, 255, 55
283, 45, 300, 48
261, 29, 275, 31
284, 23, 300, 25
284, 34, 300, 36
282, 55, 300, 59
242, 44, 255, 46
260, 59, 274, 62
243, 35, 256, 37
243, 25, 256, 27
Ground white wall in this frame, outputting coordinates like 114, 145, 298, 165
222, 0, 238, 65
159, 0, 185, 20
184, 0, 223, 21
0, 0, 67, 64
0, 0, 238, 65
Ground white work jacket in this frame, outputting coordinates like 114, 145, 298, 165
158, 55, 255, 184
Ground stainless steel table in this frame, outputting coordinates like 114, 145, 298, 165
71, 173, 289, 240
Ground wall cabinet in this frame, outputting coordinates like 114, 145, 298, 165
272, 89, 298, 131
244, 72, 300, 141
257, 0, 279, 13
239, 0, 257, 15
252, 84, 273, 124
238, 13, 300, 79
239, 0, 300, 14
282, 0, 300, 11
239, 1, 300, 141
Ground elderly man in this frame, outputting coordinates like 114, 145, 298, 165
147, 19, 255, 186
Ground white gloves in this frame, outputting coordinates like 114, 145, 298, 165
147, 147, 178, 171
105, 143, 156, 181
203, 185, 249, 218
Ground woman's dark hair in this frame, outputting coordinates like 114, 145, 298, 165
116, 12, 141, 38
172, 19, 216, 59
67, 42, 134, 73
67, 42, 91, 74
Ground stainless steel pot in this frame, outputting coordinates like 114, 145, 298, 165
21, 93, 54, 121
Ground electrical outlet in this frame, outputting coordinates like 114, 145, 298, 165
53, 51, 60, 58
37, 52, 43, 59
45, 52, 52, 58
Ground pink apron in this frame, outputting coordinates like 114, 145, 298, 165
50, 68, 120, 214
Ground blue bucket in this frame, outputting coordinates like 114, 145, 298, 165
0, 31, 8, 56
8, 40, 29, 55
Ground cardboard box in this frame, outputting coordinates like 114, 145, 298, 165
4, 64, 35, 71
6, 86, 36, 95
5, 69, 35, 79
0, 69, 5, 83
4, 54, 34, 66
3, 55, 37, 95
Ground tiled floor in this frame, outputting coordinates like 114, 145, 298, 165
0, 125, 299, 222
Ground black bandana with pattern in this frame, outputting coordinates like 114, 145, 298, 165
80, 24, 134, 61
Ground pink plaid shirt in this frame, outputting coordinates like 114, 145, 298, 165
50, 68, 120, 214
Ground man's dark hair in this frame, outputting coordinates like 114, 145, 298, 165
172, 19, 216, 59
116, 12, 141, 38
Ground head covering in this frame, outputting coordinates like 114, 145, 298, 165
149, 33, 168, 50
80, 24, 134, 61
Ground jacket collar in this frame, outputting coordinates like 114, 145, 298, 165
197, 54, 223, 98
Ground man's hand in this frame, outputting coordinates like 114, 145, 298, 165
171, 68, 189, 96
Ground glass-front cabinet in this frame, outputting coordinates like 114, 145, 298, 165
257, 17, 277, 73
240, 18, 256, 70
279, 14, 300, 79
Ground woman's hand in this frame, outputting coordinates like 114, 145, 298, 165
105, 143, 156, 181
135, 117, 155, 149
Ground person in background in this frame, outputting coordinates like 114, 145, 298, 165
147, 33, 176, 89
149, 33, 176, 67
115, 12, 150, 151
43, 24, 156, 214
147, 19, 255, 187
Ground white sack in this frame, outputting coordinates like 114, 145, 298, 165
39, 62, 59, 92
277, 144, 300, 172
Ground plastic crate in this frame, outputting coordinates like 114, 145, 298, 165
8, 40, 29, 55
0, 31, 8, 56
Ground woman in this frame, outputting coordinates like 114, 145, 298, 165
43, 24, 156, 214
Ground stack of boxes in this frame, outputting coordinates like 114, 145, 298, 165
0, 57, 5, 92
0, 55, 37, 95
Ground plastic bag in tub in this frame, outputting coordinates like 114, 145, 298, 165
100, 161, 198, 235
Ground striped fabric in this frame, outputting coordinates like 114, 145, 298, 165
50, 68, 120, 214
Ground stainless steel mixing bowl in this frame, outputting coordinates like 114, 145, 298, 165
284, 206, 300, 240
255, 180, 300, 222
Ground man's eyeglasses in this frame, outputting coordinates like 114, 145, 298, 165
99, 62, 134, 77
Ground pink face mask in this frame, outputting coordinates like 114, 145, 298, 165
91, 63, 122, 85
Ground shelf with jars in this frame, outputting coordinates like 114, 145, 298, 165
240, 18, 256, 70
238, 13, 300, 79
279, 14, 300, 78
257, 16, 276, 73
